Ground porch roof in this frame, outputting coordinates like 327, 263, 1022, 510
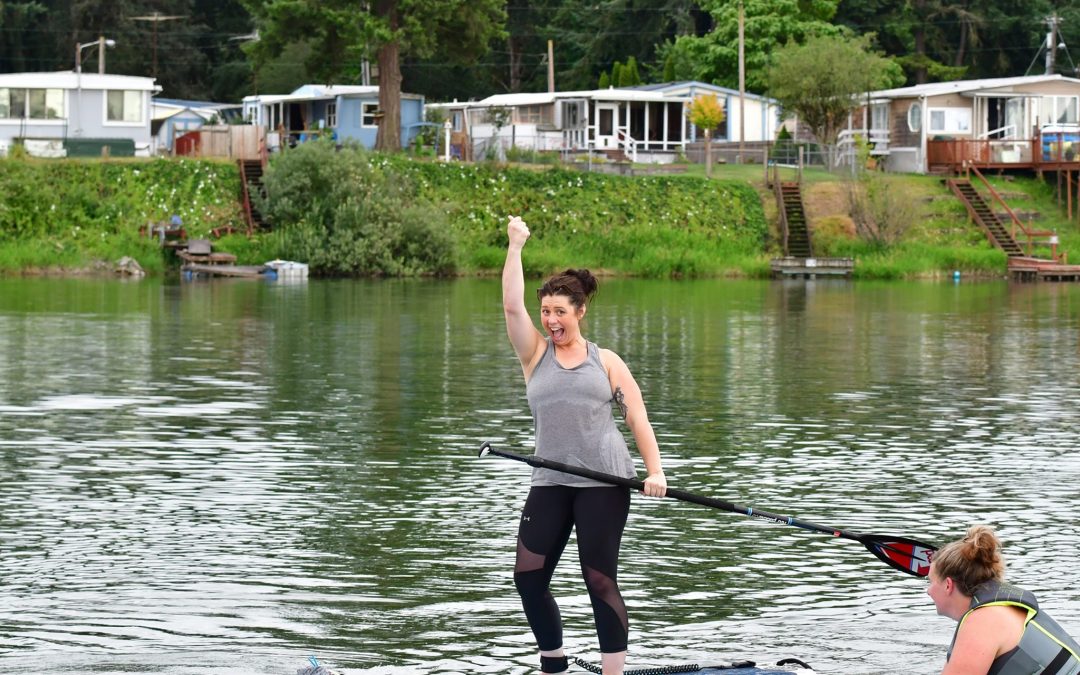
870, 74, 1080, 100
430, 87, 689, 110
243, 84, 421, 106
627, 81, 778, 104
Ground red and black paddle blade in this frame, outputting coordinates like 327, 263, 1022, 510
861, 535, 937, 577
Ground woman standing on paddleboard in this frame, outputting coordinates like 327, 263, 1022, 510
501, 214, 667, 675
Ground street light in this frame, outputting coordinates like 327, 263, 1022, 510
74, 35, 115, 138
76, 35, 115, 75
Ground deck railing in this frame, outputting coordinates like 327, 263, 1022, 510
927, 139, 1032, 166
928, 129, 1080, 168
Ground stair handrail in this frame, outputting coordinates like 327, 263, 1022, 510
773, 163, 789, 255
978, 124, 1016, 140
965, 162, 1064, 262
238, 159, 256, 234
615, 127, 638, 163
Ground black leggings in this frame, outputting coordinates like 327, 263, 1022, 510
514, 485, 631, 654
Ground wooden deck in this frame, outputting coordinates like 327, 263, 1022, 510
1008, 257, 1080, 282
770, 257, 854, 279
927, 135, 1080, 173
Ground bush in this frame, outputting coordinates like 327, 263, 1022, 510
256, 140, 455, 276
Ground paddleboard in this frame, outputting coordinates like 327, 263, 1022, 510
572, 656, 816, 674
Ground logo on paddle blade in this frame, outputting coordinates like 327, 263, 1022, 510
871, 539, 935, 577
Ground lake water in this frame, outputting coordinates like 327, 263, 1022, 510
1, 276, 1078, 675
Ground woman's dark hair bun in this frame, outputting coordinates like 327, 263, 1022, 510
565, 269, 598, 298
537, 268, 599, 308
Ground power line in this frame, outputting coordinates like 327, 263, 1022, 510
131, 12, 186, 79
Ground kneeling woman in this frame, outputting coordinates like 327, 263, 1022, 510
927, 525, 1080, 674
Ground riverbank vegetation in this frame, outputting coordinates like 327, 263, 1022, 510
2, 144, 1078, 279
0, 157, 244, 275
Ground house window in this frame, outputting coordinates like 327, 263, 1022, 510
107, 90, 143, 123
28, 89, 64, 119
1041, 96, 1079, 125
561, 100, 585, 129
361, 102, 379, 127
907, 102, 922, 133
0, 88, 23, 119
451, 111, 463, 132
516, 104, 551, 125
928, 108, 971, 134
327, 102, 337, 127
1, 88, 64, 120
468, 109, 486, 127
870, 102, 889, 131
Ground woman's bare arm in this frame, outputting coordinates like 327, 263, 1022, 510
503, 216, 545, 377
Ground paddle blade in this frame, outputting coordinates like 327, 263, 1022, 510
862, 535, 936, 577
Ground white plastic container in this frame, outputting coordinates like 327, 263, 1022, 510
263, 259, 310, 281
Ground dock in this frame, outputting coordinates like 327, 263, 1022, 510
1008, 257, 1080, 282
770, 257, 854, 279
182, 263, 270, 279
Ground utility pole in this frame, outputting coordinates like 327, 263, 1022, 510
132, 12, 185, 79
547, 40, 555, 93
98, 35, 106, 74
738, 1, 745, 164
1046, 14, 1060, 75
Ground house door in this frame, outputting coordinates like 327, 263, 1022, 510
595, 103, 618, 149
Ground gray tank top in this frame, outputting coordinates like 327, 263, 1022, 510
525, 339, 636, 487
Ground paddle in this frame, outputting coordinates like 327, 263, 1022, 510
479, 442, 936, 577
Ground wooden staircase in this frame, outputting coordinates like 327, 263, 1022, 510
946, 178, 1025, 256
779, 181, 812, 258
239, 158, 267, 231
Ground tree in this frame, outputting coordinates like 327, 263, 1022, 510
832, 0, 1072, 85
620, 56, 641, 86
767, 34, 902, 162
687, 94, 726, 176
662, 0, 843, 92
610, 61, 623, 89
0, 2, 47, 73
543, 0, 704, 91
242, 0, 505, 151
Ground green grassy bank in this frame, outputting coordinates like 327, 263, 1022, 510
0, 157, 245, 275
2, 144, 1077, 278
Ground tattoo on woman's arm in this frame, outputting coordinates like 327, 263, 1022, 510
612, 386, 627, 419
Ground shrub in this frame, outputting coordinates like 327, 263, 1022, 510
256, 140, 455, 276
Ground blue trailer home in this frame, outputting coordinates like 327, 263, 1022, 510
241, 84, 424, 151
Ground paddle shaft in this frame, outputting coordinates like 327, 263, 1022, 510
481, 444, 863, 543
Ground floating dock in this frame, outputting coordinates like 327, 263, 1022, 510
1008, 257, 1080, 281
770, 257, 854, 279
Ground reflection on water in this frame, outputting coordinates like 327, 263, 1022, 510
1, 277, 1079, 674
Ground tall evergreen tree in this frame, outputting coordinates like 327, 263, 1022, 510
242, 0, 505, 150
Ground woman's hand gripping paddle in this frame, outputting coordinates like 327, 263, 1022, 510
479, 442, 936, 577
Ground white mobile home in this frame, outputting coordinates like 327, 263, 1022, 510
628, 81, 782, 145
847, 74, 1080, 173
429, 81, 780, 163
429, 87, 691, 163
0, 71, 160, 157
